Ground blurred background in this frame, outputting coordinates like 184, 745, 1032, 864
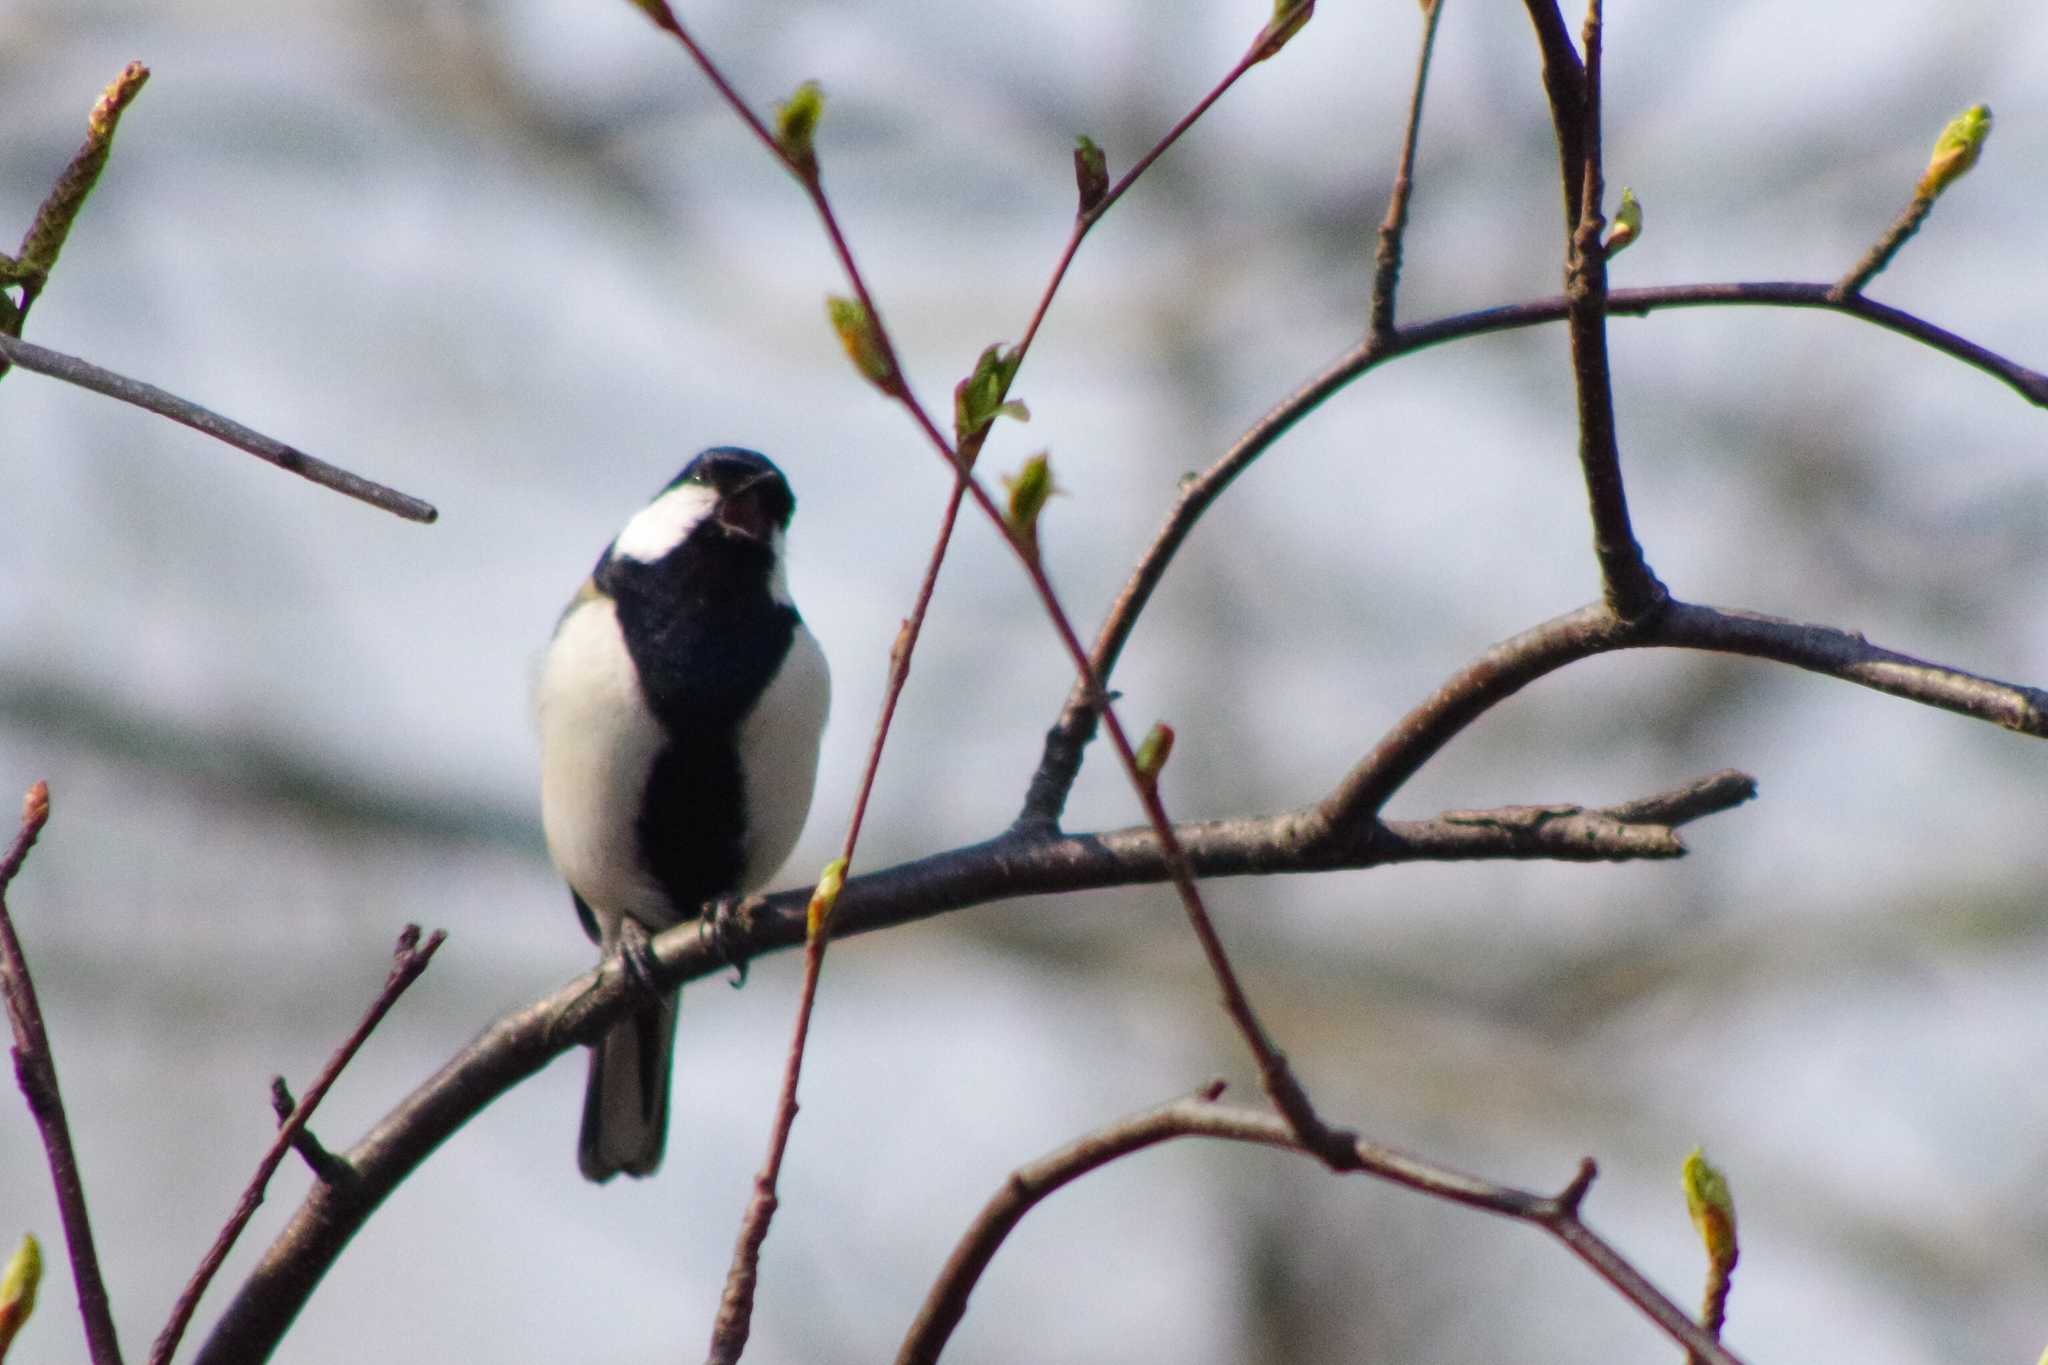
2, 1, 2046, 1361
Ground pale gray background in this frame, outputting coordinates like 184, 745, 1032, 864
2, 2, 2046, 1362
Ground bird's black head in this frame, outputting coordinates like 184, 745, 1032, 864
666, 447, 796, 544
600, 447, 797, 577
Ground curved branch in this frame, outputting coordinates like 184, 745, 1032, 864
1019, 281, 2048, 828
1321, 598, 2048, 826
191, 765, 1748, 1364
896, 1091, 1746, 1365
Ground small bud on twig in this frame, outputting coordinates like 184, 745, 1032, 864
1002, 453, 1058, 563
1917, 103, 1992, 200
1603, 187, 1642, 256
1682, 1146, 1737, 1266
1253, 0, 1314, 62
953, 342, 1028, 458
774, 80, 826, 180
826, 295, 898, 394
806, 858, 848, 941
1073, 135, 1109, 215
1134, 722, 1176, 787
0, 1233, 41, 1359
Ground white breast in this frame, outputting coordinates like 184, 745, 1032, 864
736, 618, 831, 891
536, 592, 675, 936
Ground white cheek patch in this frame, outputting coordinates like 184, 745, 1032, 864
612, 481, 722, 563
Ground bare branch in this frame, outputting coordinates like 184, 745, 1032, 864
150, 926, 444, 1365
0, 332, 438, 524
1020, 278, 2048, 828
1370, 0, 1447, 342
1323, 598, 2048, 826
897, 1093, 1747, 1365
0, 783, 124, 1365
191, 760, 1754, 1364
1519, 0, 1586, 231
1833, 193, 1937, 302
1555, 0, 1665, 618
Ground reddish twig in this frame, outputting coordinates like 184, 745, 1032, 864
897, 1091, 1746, 1365
0, 783, 124, 1365
148, 925, 444, 1365
623, 5, 1333, 1354
1011, 37, 1269, 368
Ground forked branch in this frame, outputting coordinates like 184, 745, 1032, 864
896, 1090, 1747, 1365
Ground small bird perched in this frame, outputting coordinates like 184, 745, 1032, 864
537, 448, 830, 1182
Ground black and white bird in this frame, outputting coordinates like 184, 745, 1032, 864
538, 447, 830, 1182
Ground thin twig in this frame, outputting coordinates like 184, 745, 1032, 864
896, 1093, 1745, 1365
0, 332, 438, 524
1012, 39, 1268, 368
268, 1079, 348, 1184
148, 926, 444, 1365
626, 5, 1335, 1352
706, 454, 974, 1360
1018, 276, 2048, 828
1832, 193, 1935, 301
1556, 0, 1664, 619
1520, 0, 1586, 231
0, 783, 124, 1365
1, 62, 150, 355
1369, 0, 1447, 342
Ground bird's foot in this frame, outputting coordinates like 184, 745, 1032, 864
613, 918, 665, 1008
698, 897, 750, 988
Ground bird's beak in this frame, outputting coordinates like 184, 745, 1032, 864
716, 476, 777, 543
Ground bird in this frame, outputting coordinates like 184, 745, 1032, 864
537, 447, 830, 1182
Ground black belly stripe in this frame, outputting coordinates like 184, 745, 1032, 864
601, 530, 800, 920
636, 730, 749, 918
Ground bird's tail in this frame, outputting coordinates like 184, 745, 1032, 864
578, 989, 680, 1182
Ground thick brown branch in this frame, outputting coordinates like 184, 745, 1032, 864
1019, 279, 2048, 828
0, 332, 438, 524
897, 1093, 1746, 1365
0, 783, 124, 1365
192, 764, 1750, 1363
1323, 598, 2048, 825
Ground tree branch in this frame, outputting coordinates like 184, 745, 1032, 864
1019, 279, 2048, 828
1370, 0, 1447, 343
1322, 598, 2048, 826
148, 926, 444, 1365
0, 783, 124, 1365
0, 332, 438, 524
896, 1091, 1746, 1365
1519, 0, 1586, 232
1552, 0, 1664, 618
191, 762, 1751, 1364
